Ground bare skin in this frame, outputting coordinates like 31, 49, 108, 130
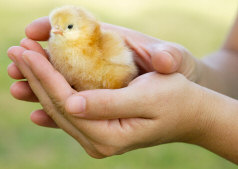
7, 15, 238, 163
197, 14, 238, 99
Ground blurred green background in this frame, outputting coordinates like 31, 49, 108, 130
0, 0, 237, 168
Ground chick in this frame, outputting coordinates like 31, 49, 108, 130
48, 6, 138, 91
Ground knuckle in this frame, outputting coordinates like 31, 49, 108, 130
97, 94, 114, 116
93, 144, 120, 157
85, 148, 107, 159
88, 153, 106, 159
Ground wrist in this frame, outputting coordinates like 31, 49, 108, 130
188, 85, 238, 163
168, 81, 212, 144
175, 82, 213, 144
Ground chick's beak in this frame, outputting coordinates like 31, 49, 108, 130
52, 29, 63, 35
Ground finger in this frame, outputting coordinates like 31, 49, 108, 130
147, 43, 185, 74
7, 63, 25, 79
64, 88, 154, 120
149, 43, 198, 81
101, 23, 159, 43
22, 50, 75, 104
101, 23, 158, 72
10, 81, 38, 102
8, 46, 96, 153
8, 46, 30, 76
8, 37, 48, 80
20, 38, 48, 59
30, 109, 100, 157
8, 46, 53, 104
101, 23, 196, 78
30, 109, 59, 128
149, 44, 183, 74
151, 51, 176, 73
30, 109, 101, 158
25, 16, 51, 41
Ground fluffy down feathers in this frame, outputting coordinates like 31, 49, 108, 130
48, 6, 138, 91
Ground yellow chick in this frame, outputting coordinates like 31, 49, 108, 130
48, 6, 138, 91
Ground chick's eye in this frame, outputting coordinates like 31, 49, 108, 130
67, 24, 73, 29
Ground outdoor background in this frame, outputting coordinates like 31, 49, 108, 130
0, 0, 237, 168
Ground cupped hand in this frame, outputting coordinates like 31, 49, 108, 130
7, 16, 200, 109
6, 17, 201, 136
8, 44, 204, 158
8, 16, 199, 80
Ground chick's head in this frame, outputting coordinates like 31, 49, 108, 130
49, 6, 100, 42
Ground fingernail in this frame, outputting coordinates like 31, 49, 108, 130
66, 95, 86, 115
162, 51, 177, 70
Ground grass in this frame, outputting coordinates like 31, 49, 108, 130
0, 0, 237, 168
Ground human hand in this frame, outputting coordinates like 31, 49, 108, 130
8, 44, 206, 158
7, 16, 238, 163
7, 17, 201, 118
8, 16, 200, 81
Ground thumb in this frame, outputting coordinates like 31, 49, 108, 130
101, 23, 199, 81
148, 43, 199, 81
64, 88, 151, 120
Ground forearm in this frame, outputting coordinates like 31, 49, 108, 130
196, 50, 238, 99
194, 86, 238, 164
194, 14, 238, 98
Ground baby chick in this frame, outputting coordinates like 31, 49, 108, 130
48, 6, 138, 91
